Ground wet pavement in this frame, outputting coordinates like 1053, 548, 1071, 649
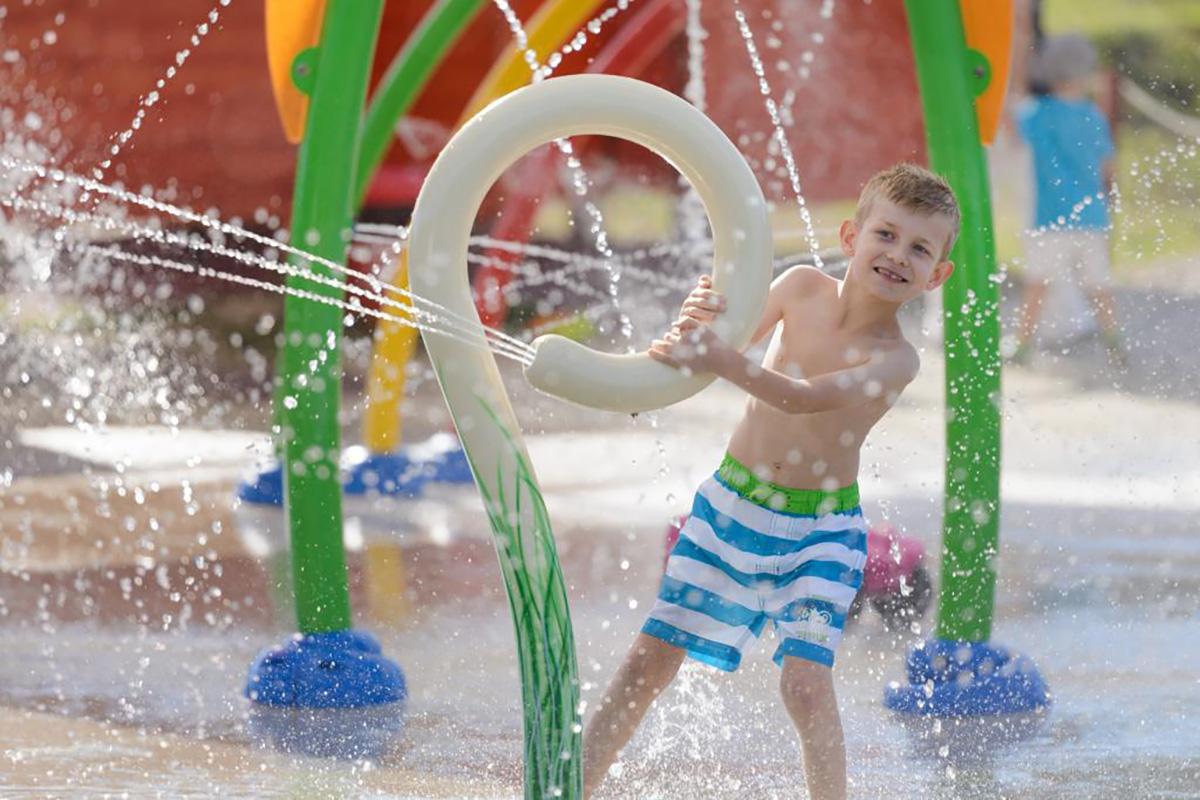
2, 313, 1200, 798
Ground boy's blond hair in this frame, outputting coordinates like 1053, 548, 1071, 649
855, 163, 960, 259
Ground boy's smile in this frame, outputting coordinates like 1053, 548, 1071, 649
840, 197, 955, 303
872, 263, 910, 285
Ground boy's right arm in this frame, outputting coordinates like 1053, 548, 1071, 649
674, 266, 807, 345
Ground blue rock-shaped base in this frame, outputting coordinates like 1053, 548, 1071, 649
341, 445, 472, 497
245, 630, 407, 759
237, 460, 285, 506
237, 435, 473, 506
246, 629, 406, 708
884, 639, 1050, 716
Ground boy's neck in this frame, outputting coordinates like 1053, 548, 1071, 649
835, 271, 903, 337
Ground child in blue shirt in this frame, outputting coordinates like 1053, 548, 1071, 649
1013, 33, 1124, 364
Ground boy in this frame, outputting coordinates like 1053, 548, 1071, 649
582, 164, 958, 800
1012, 33, 1121, 365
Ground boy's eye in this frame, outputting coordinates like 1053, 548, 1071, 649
876, 230, 894, 240
914, 245, 929, 255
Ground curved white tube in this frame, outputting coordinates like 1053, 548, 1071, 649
410, 74, 772, 416
407, 74, 771, 795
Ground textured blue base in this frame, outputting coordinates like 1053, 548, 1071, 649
237, 461, 285, 506
237, 437, 473, 506
884, 639, 1050, 716
246, 629, 407, 709
342, 446, 473, 496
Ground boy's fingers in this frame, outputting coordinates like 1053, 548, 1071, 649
685, 291, 726, 308
648, 347, 680, 369
682, 304, 721, 321
683, 297, 721, 312
681, 308, 717, 324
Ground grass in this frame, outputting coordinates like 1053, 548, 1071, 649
1111, 125, 1200, 270
1044, 0, 1200, 36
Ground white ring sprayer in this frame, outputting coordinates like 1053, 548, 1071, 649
406, 74, 770, 798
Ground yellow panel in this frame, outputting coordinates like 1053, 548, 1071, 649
365, 250, 419, 453
265, 0, 327, 144
364, 542, 412, 626
458, 0, 608, 123
960, 0, 1014, 146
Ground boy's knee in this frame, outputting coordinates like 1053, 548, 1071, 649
779, 658, 833, 710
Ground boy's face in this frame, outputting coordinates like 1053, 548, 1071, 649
840, 198, 955, 304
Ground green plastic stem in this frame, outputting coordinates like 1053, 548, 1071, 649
354, 0, 487, 208
279, 0, 386, 634
904, 0, 1003, 643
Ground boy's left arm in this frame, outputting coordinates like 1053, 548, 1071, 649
651, 327, 918, 413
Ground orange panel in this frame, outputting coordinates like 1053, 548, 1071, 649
265, 0, 327, 144
960, 0, 1014, 145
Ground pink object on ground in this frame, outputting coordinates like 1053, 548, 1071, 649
863, 523, 926, 595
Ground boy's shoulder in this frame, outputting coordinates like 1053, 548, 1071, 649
776, 263, 836, 293
771, 264, 836, 313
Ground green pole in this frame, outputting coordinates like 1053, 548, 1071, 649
354, 0, 487, 209
280, 0, 387, 633
904, 0, 1003, 643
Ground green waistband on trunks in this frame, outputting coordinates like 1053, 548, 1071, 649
717, 453, 860, 516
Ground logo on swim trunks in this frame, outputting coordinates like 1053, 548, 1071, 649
795, 603, 833, 628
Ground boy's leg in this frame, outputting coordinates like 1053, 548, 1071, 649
583, 633, 687, 798
1087, 287, 1119, 334
1078, 232, 1125, 363
1088, 287, 1127, 368
1016, 279, 1047, 356
1015, 230, 1063, 360
779, 656, 846, 800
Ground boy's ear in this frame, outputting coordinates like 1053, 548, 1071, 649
838, 219, 857, 257
925, 260, 955, 290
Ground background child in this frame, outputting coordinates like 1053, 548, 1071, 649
1013, 32, 1123, 365
582, 164, 959, 800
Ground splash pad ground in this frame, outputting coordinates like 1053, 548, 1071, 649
3, 304, 1198, 798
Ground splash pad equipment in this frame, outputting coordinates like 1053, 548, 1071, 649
248, 0, 681, 731
249, 0, 1042, 778
408, 73, 771, 798
361, 0, 688, 434
246, 0, 408, 748
883, 0, 1049, 718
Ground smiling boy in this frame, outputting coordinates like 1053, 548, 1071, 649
582, 164, 959, 800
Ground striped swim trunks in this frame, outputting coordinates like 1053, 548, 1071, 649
642, 453, 867, 670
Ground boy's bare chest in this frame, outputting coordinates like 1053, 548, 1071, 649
768, 312, 874, 378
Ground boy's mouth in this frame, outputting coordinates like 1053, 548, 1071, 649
873, 265, 909, 283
